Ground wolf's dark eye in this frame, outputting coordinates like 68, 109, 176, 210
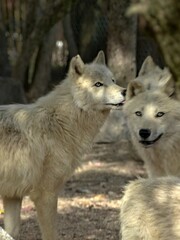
135, 111, 142, 117
95, 82, 103, 87
112, 79, 115, 83
156, 112, 165, 117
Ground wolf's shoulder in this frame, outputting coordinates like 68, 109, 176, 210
0, 103, 35, 131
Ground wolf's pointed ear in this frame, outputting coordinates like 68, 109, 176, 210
159, 68, 175, 97
69, 55, 85, 76
138, 56, 156, 76
126, 81, 145, 100
93, 50, 106, 65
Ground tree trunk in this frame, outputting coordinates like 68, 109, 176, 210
13, 0, 76, 85
0, 77, 26, 104
63, 14, 78, 59
136, 15, 165, 74
0, 28, 11, 77
107, 0, 137, 87
26, 24, 58, 102
129, 0, 180, 84
96, 0, 137, 144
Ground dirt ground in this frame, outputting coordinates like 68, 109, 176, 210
0, 140, 146, 240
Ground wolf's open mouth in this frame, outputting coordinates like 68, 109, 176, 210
106, 100, 125, 107
139, 133, 163, 146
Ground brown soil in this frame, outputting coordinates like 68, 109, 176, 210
0, 140, 146, 240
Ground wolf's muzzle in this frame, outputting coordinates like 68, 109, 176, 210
139, 133, 163, 146
122, 89, 126, 97
139, 128, 151, 139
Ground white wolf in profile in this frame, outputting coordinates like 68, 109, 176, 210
0, 51, 126, 240
120, 176, 180, 240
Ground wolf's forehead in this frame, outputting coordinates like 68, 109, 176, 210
144, 104, 157, 115
85, 65, 113, 80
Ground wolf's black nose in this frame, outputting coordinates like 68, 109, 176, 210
122, 89, 126, 97
139, 129, 151, 139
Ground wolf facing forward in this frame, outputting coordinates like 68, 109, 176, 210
0, 51, 126, 240
123, 77, 180, 178
122, 54, 180, 178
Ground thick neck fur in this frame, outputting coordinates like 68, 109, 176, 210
34, 79, 110, 153
37, 79, 109, 126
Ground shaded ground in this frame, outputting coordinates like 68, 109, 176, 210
0, 140, 146, 240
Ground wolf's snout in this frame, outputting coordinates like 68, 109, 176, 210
139, 129, 151, 139
121, 89, 126, 97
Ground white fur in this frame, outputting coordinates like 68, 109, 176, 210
0, 51, 125, 240
124, 89, 180, 177
124, 57, 179, 178
120, 177, 180, 240
136, 56, 174, 96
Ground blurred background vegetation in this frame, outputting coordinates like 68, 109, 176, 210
0, 0, 164, 104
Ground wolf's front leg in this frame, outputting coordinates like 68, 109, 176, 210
3, 197, 22, 239
33, 192, 58, 240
